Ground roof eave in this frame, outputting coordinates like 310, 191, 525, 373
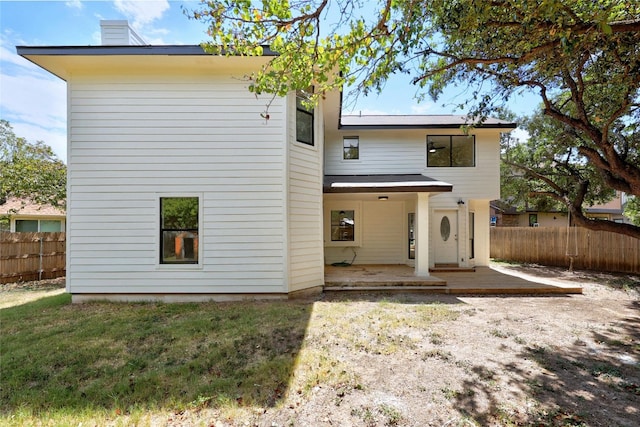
324, 185, 453, 194
338, 123, 518, 130
16, 44, 278, 57
323, 174, 454, 194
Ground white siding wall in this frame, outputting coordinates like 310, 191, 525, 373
324, 126, 503, 267
324, 128, 501, 200
468, 200, 491, 266
287, 94, 324, 292
67, 72, 289, 294
324, 200, 406, 265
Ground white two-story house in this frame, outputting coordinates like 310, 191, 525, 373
18, 21, 515, 302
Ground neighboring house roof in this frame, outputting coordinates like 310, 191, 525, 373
340, 115, 517, 129
0, 198, 65, 217
324, 174, 453, 193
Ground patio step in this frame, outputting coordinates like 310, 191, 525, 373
323, 265, 583, 295
324, 277, 446, 288
430, 268, 476, 273
430, 264, 476, 273
324, 285, 449, 293
323, 285, 582, 295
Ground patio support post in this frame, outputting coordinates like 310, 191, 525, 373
415, 193, 430, 276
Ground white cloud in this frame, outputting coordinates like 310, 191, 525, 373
509, 127, 530, 143
11, 122, 67, 163
410, 103, 436, 115
65, 0, 83, 9
0, 36, 32, 68
113, 0, 170, 29
0, 34, 67, 160
1, 72, 67, 159
1, 73, 66, 128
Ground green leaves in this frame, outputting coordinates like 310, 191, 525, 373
0, 120, 66, 209
190, 1, 640, 237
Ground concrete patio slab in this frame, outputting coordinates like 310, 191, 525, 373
324, 264, 582, 295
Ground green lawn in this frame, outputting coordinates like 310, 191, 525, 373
0, 294, 313, 426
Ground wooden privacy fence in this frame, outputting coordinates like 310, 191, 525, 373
490, 227, 640, 274
0, 232, 66, 284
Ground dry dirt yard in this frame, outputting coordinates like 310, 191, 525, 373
2, 263, 639, 426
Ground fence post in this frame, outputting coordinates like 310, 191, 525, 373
39, 236, 43, 281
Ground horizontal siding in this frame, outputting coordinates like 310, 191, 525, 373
324, 201, 406, 265
287, 94, 324, 292
67, 73, 288, 294
324, 128, 501, 199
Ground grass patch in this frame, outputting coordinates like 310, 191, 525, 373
1, 294, 460, 426
0, 294, 311, 424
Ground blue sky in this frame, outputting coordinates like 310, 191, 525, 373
1, 0, 535, 161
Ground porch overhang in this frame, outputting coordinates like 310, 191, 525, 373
323, 174, 453, 194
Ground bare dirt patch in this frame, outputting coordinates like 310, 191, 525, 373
261, 264, 639, 427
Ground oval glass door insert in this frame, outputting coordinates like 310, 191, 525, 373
440, 216, 451, 241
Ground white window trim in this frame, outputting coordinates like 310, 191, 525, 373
324, 201, 362, 247
156, 193, 204, 270
341, 136, 361, 162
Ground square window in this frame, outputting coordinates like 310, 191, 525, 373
40, 220, 62, 232
343, 136, 359, 160
160, 197, 199, 264
331, 210, 355, 241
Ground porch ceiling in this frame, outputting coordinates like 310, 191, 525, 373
323, 174, 453, 194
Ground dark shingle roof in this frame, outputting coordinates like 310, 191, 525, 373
340, 115, 517, 129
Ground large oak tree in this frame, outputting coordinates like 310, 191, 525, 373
501, 109, 639, 235
190, 0, 640, 238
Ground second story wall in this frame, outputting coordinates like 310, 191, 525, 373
66, 67, 290, 294
324, 127, 503, 200
286, 92, 324, 292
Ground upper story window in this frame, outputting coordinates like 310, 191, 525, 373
427, 135, 475, 167
296, 90, 314, 146
343, 136, 359, 160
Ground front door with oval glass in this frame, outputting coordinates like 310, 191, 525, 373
433, 210, 458, 265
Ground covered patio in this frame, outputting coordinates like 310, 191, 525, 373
324, 264, 582, 295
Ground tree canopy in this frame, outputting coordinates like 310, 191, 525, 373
191, 0, 640, 238
0, 120, 66, 209
501, 109, 640, 235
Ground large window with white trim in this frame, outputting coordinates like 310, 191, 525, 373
427, 135, 475, 167
160, 197, 199, 264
